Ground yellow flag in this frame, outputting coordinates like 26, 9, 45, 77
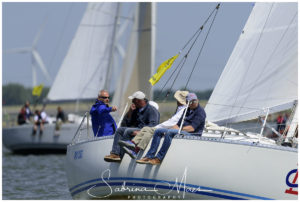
32, 84, 44, 97
149, 54, 179, 86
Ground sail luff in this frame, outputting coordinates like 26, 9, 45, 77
205, 3, 298, 124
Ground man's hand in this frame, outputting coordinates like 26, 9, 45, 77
172, 125, 179, 130
111, 106, 117, 112
131, 131, 140, 136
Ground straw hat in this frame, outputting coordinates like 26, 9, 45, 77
174, 90, 189, 105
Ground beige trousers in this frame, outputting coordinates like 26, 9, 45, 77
132, 126, 156, 150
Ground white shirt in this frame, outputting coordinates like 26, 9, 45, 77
155, 105, 186, 129
41, 111, 49, 122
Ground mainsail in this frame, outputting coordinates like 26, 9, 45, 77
47, 3, 119, 101
205, 3, 298, 124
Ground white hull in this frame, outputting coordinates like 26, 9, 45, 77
3, 123, 78, 154
65, 134, 298, 199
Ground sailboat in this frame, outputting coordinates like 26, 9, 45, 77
65, 2, 297, 199
2, 3, 127, 154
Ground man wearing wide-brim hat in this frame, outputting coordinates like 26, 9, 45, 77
137, 92, 206, 165
118, 90, 189, 160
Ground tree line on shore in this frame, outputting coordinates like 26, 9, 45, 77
2, 83, 213, 106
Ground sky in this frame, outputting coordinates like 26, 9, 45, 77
2, 2, 254, 92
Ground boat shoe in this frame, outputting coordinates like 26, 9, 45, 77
123, 147, 137, 159
104, 154, 121, 162
149, 158, 161, 165
118, 140, 136, 150
136, 157, 151, 164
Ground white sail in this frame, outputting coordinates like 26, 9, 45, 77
112, 2, 156, 117
48, 3, 119, 101
205, 3, 298, 124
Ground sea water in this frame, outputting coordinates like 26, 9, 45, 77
2, 147, 72, 200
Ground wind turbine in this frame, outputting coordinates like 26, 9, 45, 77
5, 19, 52, 87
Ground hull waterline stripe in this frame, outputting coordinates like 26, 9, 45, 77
70, 182, 246, 200
69, 177, 273, 200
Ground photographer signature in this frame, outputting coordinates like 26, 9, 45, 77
87, 168, 211, 199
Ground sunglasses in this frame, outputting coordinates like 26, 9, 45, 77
99, 96, 110, 99
188, 100, 197, 104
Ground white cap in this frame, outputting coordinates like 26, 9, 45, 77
128, 91, 146, 100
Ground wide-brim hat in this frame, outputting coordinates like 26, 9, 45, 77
174, 90, 189, 105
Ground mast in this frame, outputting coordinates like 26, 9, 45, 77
104, 3, 121, 92
112, 2, 156, 118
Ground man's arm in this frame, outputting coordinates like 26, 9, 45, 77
171, 124, 194, 132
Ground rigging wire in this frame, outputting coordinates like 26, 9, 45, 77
155, 3, 221, 100
184, 4, 220, 90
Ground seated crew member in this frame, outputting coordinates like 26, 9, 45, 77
119, 90, 189, 159
104, 91, 160, 162
137, 93, 206, 165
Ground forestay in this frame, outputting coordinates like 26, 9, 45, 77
48, 3, 119, 101
205, 3, 298, 124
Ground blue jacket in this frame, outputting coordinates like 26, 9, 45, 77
121, 101, 160, 128
177, 104, 206, 134
90, 100, 117, 137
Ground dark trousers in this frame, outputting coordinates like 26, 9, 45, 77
111, 127, 140, 158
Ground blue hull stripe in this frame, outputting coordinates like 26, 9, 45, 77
69, 177, 273, 200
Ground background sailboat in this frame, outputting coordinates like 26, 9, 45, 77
3, 2, 152, 154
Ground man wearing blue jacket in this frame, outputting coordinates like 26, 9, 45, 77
90, 90, 117, 137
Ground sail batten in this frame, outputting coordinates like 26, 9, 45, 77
205, 3, 298, 124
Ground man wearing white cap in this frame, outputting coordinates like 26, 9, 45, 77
104, 91, 160, 162
119, 90, 189, 159
137, 92, 206, 165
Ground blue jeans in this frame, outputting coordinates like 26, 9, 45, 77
111, 127, 140, 157
145, 128, 191, 161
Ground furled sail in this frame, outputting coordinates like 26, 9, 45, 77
47, 3, 119, 101
112, 2, 156, 117
205, 3, 298, 124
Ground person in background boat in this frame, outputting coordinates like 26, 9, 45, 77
104, 91, 160, 162
90, 90, 117, 137
55, 106, 66, 131
41, 109, 50, 124
137, 93, 206, 165
24, 101, 33, 120
32, 110, 44, 135
276, 113, 288, 134
17, 106, 27, 125
119, 90, 189, 159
